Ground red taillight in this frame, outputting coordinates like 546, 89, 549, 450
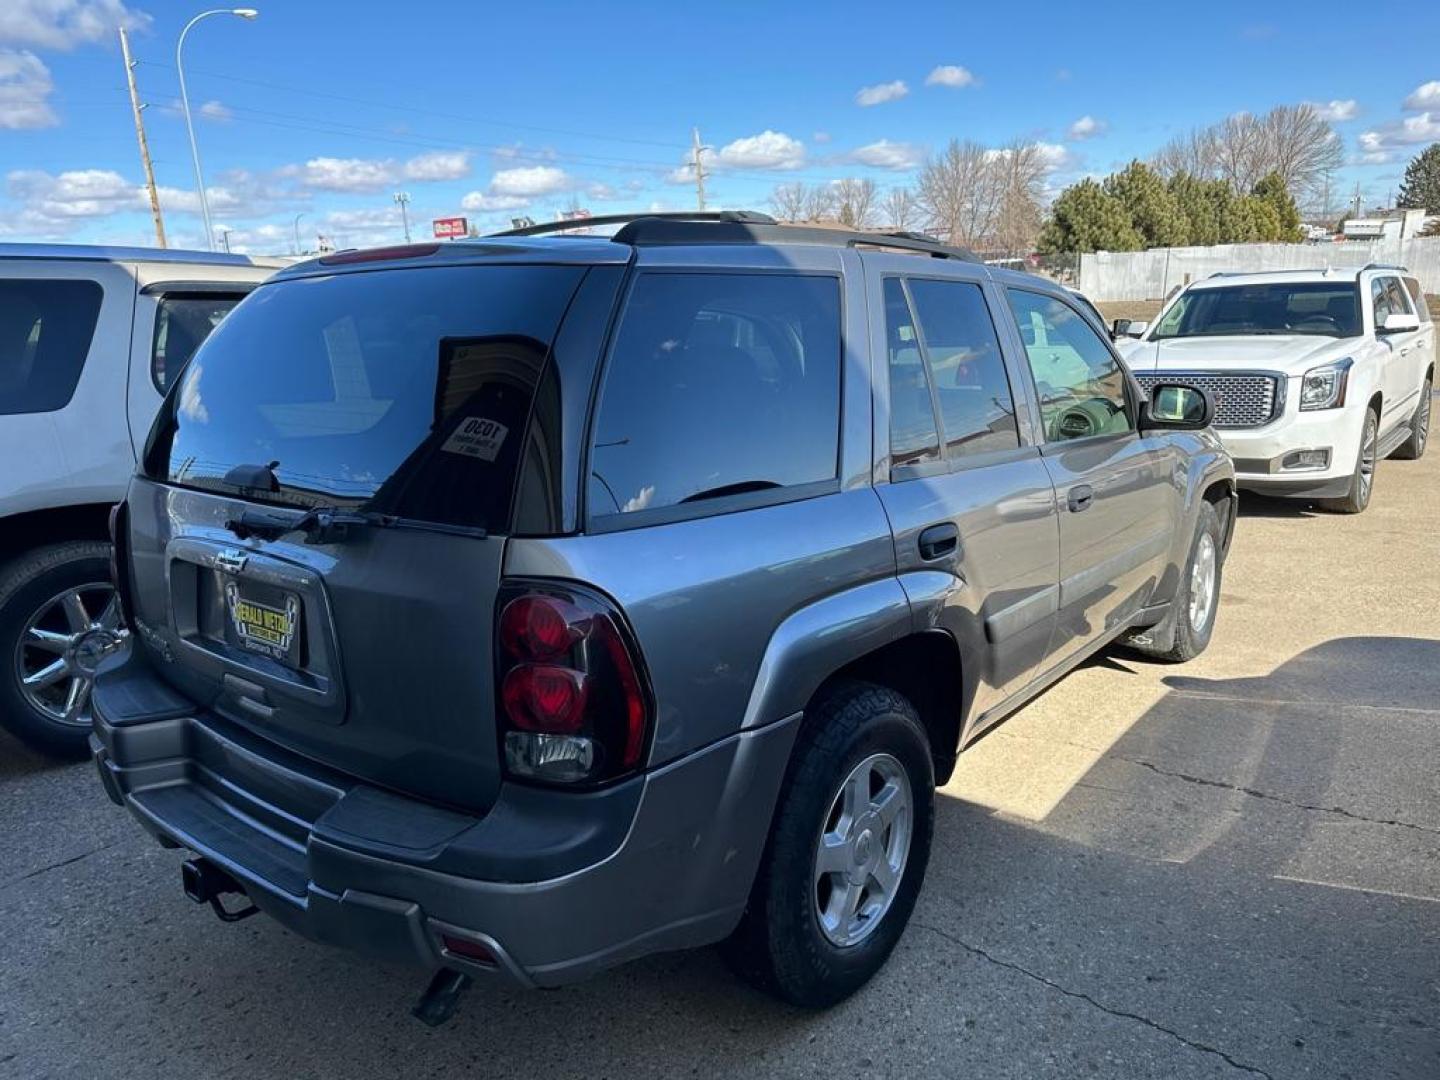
495, 587, 650, 786
317, 243, 441, 266
501, 664, 588, 732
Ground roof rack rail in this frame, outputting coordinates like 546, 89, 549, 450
607, 217, 981, 262
1360, 261, 1408, 273
490, 210, 777, 238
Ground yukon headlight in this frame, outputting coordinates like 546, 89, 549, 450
1299, 357, 1353, 411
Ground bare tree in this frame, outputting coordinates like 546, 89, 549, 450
802, 183, 835, 222
833, 177, 879, 229
882, 186, 919, 230
915, 139, 1005, 246
1152, 105, 1343, 203
991, 140, 1047, 254
768, 182, 808, 222
1153, 126, 1219, 180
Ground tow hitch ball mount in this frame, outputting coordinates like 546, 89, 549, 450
181, 857, 259, 923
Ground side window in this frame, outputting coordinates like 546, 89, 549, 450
1005, 288, 1134, 442
151, 293, 246, 393
907, 278, 1020, 457
588, 273, 841, 520
1382, 277, 1413, 319
883, 278, 940, 469
1403, 278, 1431, 324
1371, 278, 1395, 324
0, 278, 104, 416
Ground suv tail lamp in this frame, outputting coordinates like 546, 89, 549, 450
496, 586, 651, 786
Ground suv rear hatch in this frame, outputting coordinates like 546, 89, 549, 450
130, 259, 595, 813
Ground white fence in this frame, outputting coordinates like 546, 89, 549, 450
1079, 237, 1440, 302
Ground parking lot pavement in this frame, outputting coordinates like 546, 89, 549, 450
3, 441, 1438, 1080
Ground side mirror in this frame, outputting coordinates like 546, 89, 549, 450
1141, 382, 1214, 431
1112, 319, 1148, 339
1380, 311, 1420, 334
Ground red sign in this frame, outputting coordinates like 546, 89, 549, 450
432, 216, 468, 239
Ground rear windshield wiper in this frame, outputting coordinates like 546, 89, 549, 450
225, 505, 485, 544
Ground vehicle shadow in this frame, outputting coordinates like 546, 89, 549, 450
13, 637, 1433, 1079
1235, 492, 1326, 519
0, 727, 68, 782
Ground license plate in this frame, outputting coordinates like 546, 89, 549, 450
224, 580, 301, 664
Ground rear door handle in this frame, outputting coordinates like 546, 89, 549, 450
918, 522, 960, 561
1067, 484, 1094, 513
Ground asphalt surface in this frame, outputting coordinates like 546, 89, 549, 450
3, 427, 1438, 1080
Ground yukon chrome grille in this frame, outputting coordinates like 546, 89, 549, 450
1134, 372, 1282, 429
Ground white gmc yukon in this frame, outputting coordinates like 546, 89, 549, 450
1116, 265, 1434, 513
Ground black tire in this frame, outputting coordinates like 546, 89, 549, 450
0, 541, 113, 759
1125, 502, 1223, 663
722, 680, 935, 1007
1391, 377, 1431, 461
1320, 407, 1379, 514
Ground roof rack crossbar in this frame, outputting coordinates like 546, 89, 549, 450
604, 217, 981, 262
490, 210, 776, 238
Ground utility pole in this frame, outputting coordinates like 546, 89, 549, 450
393, 191, 412, 242
119, 26, 166, 248
691, 127, 709, 211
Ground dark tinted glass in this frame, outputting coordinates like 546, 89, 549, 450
588, 273, 840, 519
151, 294, 245, 392
908, 279, 1020, 457
884, 278, 940, 469
1153, 282, 1361, 339
145, 265, 585, 532
0, 278, 103, 415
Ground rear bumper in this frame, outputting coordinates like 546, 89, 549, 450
91, 651, 799, 988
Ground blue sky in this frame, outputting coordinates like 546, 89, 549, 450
2, 0, 1438, 253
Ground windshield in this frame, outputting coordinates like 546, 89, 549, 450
143, 264, 585, 533
1151, 282, 1361, 340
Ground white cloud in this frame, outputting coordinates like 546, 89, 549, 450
1403, 81, 1440, 110
1306, 99, 1358, 122
1034, 142, 1071, 171
460, 190, 530, 212
848, 139, 924, 170
716, 129, 805, 170
855, 80, 908, 107
0, 48, 55, 129
1352, 150, 1393, 166
8, 167, 139, 217
402, 150, 471, 182
490, 165, 571, 197
1359, 113, 1440, 150
1066, 115, 1107, 141
199, 100, 232, 123
924, 65, 975, 89
0, 0, 149, 49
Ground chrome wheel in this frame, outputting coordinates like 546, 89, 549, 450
14, 582, 127, 728
1188, 532, 1218, 633
813, 752, 912, 948
1358, 416, 1377, 506
1417, 387, 1431, 455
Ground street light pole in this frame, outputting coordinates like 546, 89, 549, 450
177, 8, 258, 251
393, 192, 412, 243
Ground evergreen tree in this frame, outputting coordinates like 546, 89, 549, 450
1251, 172, 1304, 241
1104, 161, 1190, 247
1168, 173, 1220, 246
1038, 179, 1142, 254
1396, 144, 1440, 212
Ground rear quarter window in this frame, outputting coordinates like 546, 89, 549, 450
151, 293, 246, 392
586, 272, 841, 524
0, 278, 104, 415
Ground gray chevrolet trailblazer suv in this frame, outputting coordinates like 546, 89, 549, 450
91, 212, 1235, 1017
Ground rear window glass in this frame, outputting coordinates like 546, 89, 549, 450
0, 278, 103, 415
151, 293, 245, 393
587, 272, 841, 520
145, 265, 585, 532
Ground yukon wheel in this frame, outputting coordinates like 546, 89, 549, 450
1391, 378, 1431, 461
1125, 501, 1223, 663
1321, 408, 1379, 514
0, 542, 126, 759
722, 681, 934, 1007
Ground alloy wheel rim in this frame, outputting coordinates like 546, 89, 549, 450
813, 752, 912, 948
1359, 419, 1377, 504
14, 582, 127, 728
1189, 533, 1217, 632
1418, 387, 1431, 453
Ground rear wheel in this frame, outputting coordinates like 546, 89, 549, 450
1321, 407, 1379, 514
0, 542, 125, 759
1391, 377, 1431, 461
722, 681, 934, 1007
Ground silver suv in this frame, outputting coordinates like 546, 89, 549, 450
91, 213, 1235, 1017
